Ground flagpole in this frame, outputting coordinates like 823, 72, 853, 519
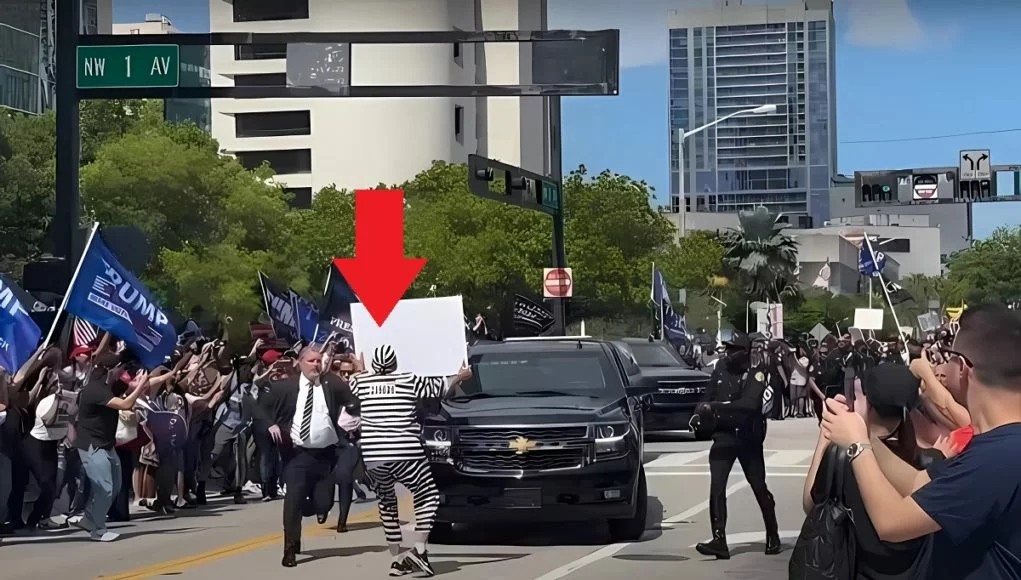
313, 265, 334, 340
864, 236, 908, 351
39, 222, 99, 351
257, 272, 277, 339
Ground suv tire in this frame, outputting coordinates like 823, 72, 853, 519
429, 521, 455, 544
608, 468, 648, 542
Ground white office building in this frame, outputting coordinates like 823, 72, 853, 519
209, 0, 549, 208
112, 13, 178, 35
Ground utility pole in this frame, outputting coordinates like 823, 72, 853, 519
548, 95, 567, 334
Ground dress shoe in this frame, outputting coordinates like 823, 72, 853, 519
336, 523, 348, 533
695, 530, 731, 560
765, 532, 783, 555
317, 513, 329, 525
281, 541, 299, 568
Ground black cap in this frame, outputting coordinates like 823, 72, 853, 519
865, 363, 920, 412
723, 333, 751, 351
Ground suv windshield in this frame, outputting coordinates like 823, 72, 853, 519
627, 343, 685, 368
452, 350, 618, 398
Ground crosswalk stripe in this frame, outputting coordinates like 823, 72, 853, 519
644, 450, 709, 468
765, 450, 815, 466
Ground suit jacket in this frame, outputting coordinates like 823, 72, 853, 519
253, 373, 359, 447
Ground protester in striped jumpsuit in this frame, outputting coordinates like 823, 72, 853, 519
349, 345, 471, 577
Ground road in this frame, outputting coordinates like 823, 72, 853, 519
1, 418, 819, 580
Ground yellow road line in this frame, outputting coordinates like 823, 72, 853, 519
99, 496, 412, 580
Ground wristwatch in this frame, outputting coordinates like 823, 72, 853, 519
847, 441, 873, 461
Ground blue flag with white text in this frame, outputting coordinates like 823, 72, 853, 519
65, 233, 178, 369
858, 237, 887, 278
0, 276, 42, 373
291, 291, 319, 343
651, 266, 690, 355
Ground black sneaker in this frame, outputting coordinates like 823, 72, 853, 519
405, 548, 435, 577
389, 558, 415, 577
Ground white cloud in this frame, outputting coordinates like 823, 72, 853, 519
844, 0, 924, 49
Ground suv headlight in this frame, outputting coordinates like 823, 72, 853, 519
423, 426, 451, 447
595, 423, 629, 441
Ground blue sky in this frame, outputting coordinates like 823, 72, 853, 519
114, 0, 1021, 239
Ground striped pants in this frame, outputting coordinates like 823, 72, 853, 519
364, 459, 439, 545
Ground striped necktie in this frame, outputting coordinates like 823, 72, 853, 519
299, 382, 315, 441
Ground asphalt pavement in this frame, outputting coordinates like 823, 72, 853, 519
1, 418, 820, 580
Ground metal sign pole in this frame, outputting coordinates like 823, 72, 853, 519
54, 0, 82, 280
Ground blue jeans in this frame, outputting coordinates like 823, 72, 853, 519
78, 446, 121, 537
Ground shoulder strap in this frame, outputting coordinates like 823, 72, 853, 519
833, 445, 848, 501
820, 443, 839, 500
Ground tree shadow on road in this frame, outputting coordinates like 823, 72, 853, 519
728, 541, 790, 557
430, 552, 529, 574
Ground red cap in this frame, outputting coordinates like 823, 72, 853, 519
261, 350, 282, 365
70, 345, 92, 359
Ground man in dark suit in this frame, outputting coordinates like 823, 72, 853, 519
254, 346, 358, 568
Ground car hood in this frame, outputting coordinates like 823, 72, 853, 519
638, 366, 710, 380
430, 395, 627, 426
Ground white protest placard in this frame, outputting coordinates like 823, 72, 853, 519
351, 295, 468, 377
853, 308, 885, 330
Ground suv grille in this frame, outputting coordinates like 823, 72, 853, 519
457, 427, 588, 444
457, 448, 584, 472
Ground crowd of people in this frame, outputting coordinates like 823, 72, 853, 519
2, 304, 1018, 579
689, 305, 1019, 579
0, 326, 472, 576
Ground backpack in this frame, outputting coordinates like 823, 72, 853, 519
789, 444, 857, 580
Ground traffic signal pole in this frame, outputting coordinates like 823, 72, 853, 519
54, 0, 82, 277
548, 95, 568, 335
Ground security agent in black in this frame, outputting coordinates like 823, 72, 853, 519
689, 333, 781, 559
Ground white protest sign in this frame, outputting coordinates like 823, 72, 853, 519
853, 308, 885, 330
351, 295, 468, 377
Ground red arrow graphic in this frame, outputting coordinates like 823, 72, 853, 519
333, 189, 426, 327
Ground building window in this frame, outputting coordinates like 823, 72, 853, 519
0, 24, 42, 73
284, 187, 313, 209
234, 73, 286, 87
130, 28, 140, 34
235, 149, 312, 175
452, 28, 463, 67
235, 111, 311, 138
454, 105, 464, 143
877, 238, 911, 253
0, 67, 39, 114
232, 0, 309, 23
235, 43, 287, 60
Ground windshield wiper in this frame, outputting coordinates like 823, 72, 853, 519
515, 390, 598, 398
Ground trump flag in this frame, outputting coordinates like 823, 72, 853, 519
65, 231, 177, 369
0, 275, 42, 373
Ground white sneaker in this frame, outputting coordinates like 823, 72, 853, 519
68, 515, 92, 531
243, 481, 262, 494
279, 485, 287, 497
91, 531, 120, 542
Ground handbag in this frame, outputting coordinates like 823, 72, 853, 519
789, 444, 857, 580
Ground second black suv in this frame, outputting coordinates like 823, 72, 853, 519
422, 338, 648, 542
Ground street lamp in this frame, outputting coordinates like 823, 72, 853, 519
676, 103, 778, 236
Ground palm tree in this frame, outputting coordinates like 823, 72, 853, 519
718, 206, 801, 304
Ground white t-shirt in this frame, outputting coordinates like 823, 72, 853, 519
790, 356, 809, 387
30, 391, 78, 441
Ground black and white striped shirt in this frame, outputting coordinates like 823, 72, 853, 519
349, 371, 446, 462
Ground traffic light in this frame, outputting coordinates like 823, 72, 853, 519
468, 154, 561, 216
855, 171, 901, 206
956, 179, 995, 201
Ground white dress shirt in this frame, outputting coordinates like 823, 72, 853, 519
290, 374, 339, 449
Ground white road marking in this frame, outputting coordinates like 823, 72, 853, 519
646, 471, 806, 478
643, 450, 709, 468
765, 450, 815, 466
689, 529, 802, 547
532, 480, 749, 580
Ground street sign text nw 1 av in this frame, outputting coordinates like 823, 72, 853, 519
76, 44, 180, 89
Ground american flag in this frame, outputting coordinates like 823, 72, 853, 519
72, 317, 100, 349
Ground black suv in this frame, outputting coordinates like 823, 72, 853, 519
610, 338, 711, 435
422, 338, 648, 542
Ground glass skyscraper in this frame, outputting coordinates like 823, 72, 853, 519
668, 0, 837, 227
0, 0, 108, 114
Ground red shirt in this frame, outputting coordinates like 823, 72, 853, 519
949, 425, 975, 452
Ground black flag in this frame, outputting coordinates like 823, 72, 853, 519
513, 294, 555, 335
316, 261, 359, 352
258, 272, 299, 341
885, 281, 913, 306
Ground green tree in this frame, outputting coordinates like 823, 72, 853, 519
718, 206, 801, 304
0, 111, 56, 276
944, 227, 1021, 305
657, 229, 726, 293
79, 99, 164, 164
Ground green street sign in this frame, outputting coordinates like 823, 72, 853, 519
76, 44, 180, 89
541, 181, 562, 212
